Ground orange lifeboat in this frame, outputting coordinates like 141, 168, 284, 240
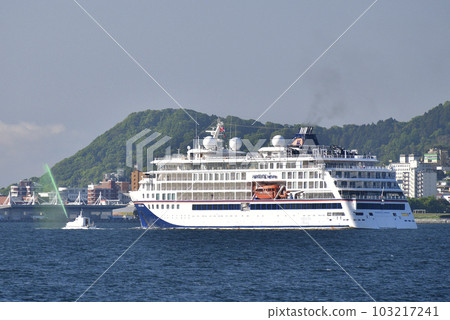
254, 185, 288, 199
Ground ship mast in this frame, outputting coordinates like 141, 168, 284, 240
205, 119, 225, 139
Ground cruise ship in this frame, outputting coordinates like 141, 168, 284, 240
130, 121, 416, 229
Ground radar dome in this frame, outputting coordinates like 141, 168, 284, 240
229, 137, 242, 151
271, 135, 285, 147
203, 136, 216, 149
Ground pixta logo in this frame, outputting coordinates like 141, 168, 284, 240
126, 129, 171, 171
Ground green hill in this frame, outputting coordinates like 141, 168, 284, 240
47, 101, 449, 188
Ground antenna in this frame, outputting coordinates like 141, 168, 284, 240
195, 115, 198, 139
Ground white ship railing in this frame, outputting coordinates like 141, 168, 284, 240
153, 145, 378, 161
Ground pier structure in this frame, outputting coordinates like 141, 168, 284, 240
0, 203, 129, 222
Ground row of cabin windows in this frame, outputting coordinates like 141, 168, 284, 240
143, 180, 328, 196
250, 203, 342, 210
258, 162, 312, 169
192, 203, 343, 211
159, 171, 327, 182
192, 204, 241, 210
287, 181, 327, 189
282, 171, 322, 179
334, 171, 394, 179
356, 203, 406, 210
193, 172, 247, 181
150, 204, 180, 210
336, 181, 395, 188
143, 193, 176, 200
162, 172, 248, 181
158, 161, 312, 171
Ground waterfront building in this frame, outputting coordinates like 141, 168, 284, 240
116, 181, 130, 193
131, 170, 144, 191
9, 180, 41, 203
10, 180, 40, 199
389, 154, 437, 198
88, 180, 119, 204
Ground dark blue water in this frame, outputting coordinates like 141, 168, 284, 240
0, 222, 448, 302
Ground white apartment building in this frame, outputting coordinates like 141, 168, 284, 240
389, 154, 437, 198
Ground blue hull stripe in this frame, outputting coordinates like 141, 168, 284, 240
134, 203, 350, 229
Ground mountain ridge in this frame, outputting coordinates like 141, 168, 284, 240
1, 101, 448, 192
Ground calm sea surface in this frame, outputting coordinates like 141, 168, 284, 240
0, 222, 448, 302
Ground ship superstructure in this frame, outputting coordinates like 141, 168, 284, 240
130, 121, 416, 229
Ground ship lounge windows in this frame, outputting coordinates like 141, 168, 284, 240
356, 203, 405, 210
249, 203, 342, 210
192, 204, 241, 210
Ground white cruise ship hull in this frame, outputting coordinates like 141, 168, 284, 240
134, 199, 416, 229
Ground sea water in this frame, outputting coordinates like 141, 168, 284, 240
0, 222, 448, 301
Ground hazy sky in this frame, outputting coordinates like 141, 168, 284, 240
1, 0, 449, 187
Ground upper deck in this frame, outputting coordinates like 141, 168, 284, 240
150, 144, 380, 172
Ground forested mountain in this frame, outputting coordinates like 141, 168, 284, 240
48, 101, 449, 188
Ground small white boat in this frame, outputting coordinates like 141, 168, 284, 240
63, 210, 96, 229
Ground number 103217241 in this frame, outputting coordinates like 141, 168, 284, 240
372, 306, 439, 317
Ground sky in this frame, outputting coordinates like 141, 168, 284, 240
1, 0, 449, 188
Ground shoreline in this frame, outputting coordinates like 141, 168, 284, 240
413, 213, 450, 224
415, 219, 449, 224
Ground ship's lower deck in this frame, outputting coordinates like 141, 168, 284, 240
134, 200, 417, 230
